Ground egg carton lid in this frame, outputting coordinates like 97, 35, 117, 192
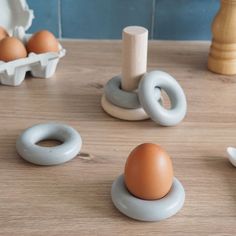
0, 0, 34, 35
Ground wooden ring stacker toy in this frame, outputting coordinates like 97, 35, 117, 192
16, 123, 82, 166
101, 26, 187, 126
102, 26, 149, 121
208, 0, 236, 75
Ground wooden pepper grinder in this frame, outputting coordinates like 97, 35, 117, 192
208, 0, 236, 75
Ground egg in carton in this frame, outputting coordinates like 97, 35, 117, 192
0, 0, 66, 86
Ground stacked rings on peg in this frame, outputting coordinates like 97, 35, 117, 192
104, 75, 162, 109
101, 26, 150, 122
16, 123, 82, 166
111, 143, 185, 221
103, 70, 187, 126
101, 26, 187, 125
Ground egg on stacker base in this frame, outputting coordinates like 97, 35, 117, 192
124, 143, 173, 200
111, 143, 185, 222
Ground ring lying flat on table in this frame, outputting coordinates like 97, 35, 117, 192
138, 71, 187, 126
111, 175, 185, 222
16, 123, 82, 166
101, 94, 149, 121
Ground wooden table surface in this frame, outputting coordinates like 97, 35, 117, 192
1, 40, 236, 236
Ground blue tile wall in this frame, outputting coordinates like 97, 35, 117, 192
61, 0, 153, 39
27, 0, 59, 37
154, 0, 220, 40
25, 0, 220, 40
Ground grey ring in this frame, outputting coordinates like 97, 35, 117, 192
104, 76, 141, 109
138, 71, 187, 126
16, 123, 82, 166
111, 175, 185, 222
105, 76, 162, 109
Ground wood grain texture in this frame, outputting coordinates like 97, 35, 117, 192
0, 40, 236, 235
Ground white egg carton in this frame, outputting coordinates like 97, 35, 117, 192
0, 0, 65, 86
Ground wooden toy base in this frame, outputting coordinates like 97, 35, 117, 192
101, 94, 149, 121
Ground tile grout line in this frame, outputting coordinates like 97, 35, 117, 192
58, 0, 62, 39
150, 0, 156, 39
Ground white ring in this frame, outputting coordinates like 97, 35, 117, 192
101, 94, 149, 121
138, 71, 187, 126
111, 175, 185, 221
16, 123, 82, 166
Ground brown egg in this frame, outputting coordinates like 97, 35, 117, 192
26, 30, 59, 54
0, 26, 8, 41
0, 37, 27, 62
124, 143, 173, 200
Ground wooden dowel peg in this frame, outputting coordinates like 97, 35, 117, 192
121, 26, 148, 91
208, 0, 236, 75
